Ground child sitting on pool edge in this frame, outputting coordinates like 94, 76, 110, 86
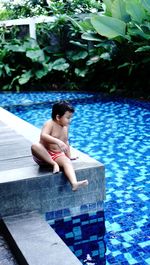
31, 100, 88, 191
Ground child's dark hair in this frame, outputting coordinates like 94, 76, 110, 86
52, 100, 74, 120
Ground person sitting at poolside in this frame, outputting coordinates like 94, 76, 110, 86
31, 100, 88, 191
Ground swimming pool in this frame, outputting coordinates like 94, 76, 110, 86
1, 92, 150, 265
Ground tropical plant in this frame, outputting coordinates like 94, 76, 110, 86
0, 0, 48, 20
66, 0, 150, 96
46, 0, 102, 15
0, 0, 102, 20
0, 0, 149, 97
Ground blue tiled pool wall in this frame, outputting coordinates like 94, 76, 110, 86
46, 209, 106, 265
45, 201, 104, 221
1, 92, 150, 265
45, 201, 105, 265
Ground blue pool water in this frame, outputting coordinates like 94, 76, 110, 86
0, 92, 150, 265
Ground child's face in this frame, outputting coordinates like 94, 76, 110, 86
58, 111, 73, 126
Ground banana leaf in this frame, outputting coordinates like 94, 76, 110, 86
91, 14, 126, 39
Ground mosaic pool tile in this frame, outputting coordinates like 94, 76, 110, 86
1, 92, 150, 265
45, 207, 106, 264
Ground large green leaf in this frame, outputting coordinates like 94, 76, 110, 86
86, 56, 100, 65
18, 70, 33, 85
23, 39, 38, 50
52, 58, 69, 71
100, 52, 111, 60
5, 44, 25, 52
126, 0, 146, 23
128, 24, 150, 39
141, 0, 150, 12
91, 14, 126, 39
35, 65, 49, 79
111, 0, 130, 22
117, 62, 131, 69
75, 68, 88, 77
135, 45, 150, 52
81, 32, 103, 42
26, 49, 45, 63
141, 21, 150, 33
4, 64, 13, 76
79, 18, 94, 31
0, 65, 3, 77
72, 51, 88, 61
103, 0, 113, 15
66, 16, 84, 32
70, 40, 87, 49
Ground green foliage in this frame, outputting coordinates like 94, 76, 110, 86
126, 1, 146, 23
0, 0, 150, 98
91, 14, 126, 38
1, 0, 47, 19
0, 0, 102, 20
0, 9, 14, 20
77, 0, 150, 97
0, 34, 72, 91
111, 0, 129, 22
52, 58, 69, 71
47, 0, 102, 15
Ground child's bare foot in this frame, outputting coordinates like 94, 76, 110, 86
72, 179, 88, 191
53, 163, 59, 174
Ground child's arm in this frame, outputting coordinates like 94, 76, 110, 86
65, 144, 78, 160
65, 141, 71, 159
40, 121, 68, 152
65, 128, 78, 160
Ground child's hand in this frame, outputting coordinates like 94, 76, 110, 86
70, 156, 79, 160
57, 140, 68, 153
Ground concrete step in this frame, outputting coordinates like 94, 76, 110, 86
1, 212, 82, 265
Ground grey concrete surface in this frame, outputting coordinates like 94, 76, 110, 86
2, 212, 82, 265
0, 107, 106, 265
0, 108, 105, 218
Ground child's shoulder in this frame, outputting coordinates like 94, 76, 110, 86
44, 119, 53, 127
45, 118, 52, 123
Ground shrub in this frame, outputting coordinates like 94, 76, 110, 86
0, 0, 149, 98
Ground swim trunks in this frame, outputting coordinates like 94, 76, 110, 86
32, 150, 65, 165
48, 150, 65, 161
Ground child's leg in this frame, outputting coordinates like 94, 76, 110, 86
31, 143, 59, 173
55, 155, 88, 191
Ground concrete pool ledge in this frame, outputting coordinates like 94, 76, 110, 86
0, 107, 105, 265
0, 107, 105, 217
